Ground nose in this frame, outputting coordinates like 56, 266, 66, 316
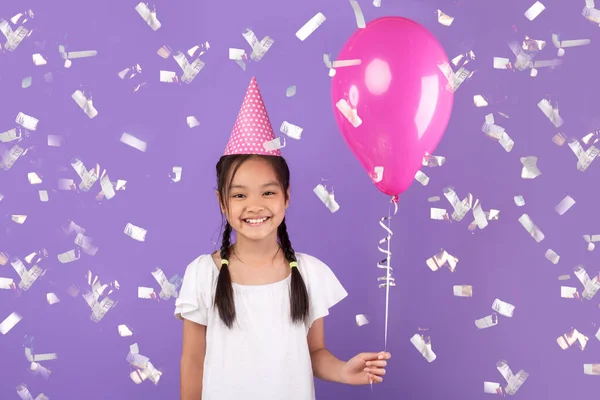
245, 199, 266, 213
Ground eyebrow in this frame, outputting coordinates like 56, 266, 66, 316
230, 182, 279, 189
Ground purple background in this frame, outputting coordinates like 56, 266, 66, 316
1, 0, 599, 399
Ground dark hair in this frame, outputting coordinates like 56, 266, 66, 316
214, 154, 309, 328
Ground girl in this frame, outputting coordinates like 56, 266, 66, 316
175, 77, 391, 400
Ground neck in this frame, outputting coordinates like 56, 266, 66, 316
232, 235, 281, 264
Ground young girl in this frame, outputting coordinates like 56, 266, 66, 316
175, 77, 391, 399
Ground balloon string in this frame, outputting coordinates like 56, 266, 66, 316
377, 195, 399, 350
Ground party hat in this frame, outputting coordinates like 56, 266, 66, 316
223, 77, 281, 156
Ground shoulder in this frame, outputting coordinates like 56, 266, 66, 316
183, 253, 218, 284
296, 253, 337, 278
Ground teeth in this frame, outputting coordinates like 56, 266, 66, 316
245, 217, 267, 224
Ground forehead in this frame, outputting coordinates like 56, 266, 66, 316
230, 158, 278, 186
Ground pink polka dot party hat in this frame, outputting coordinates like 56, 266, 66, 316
224, 77, 281, 156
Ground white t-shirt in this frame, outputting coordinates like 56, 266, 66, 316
174, 252, 348, 400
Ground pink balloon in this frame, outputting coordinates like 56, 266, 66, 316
331, 17, 454, 197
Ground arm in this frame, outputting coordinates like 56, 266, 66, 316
180, 319, 206, 399
307, 317, 347, 384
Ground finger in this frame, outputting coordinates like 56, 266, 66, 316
361, 352, 383, 361
364, 367, 386, 376
366, 360, 387, 368
369, 373, 383, 383
377, 351, 392, 360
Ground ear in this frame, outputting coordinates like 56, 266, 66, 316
285, 186, 291, 209
216, 190, 225, 213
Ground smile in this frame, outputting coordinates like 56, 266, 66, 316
242, 217, 270, 226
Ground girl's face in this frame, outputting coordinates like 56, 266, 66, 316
221, 158, 289, 244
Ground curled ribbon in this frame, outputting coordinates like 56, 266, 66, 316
377, 195, 399, 350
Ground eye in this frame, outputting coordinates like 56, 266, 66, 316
232, 194, 245, 198
264, 191, 276, 196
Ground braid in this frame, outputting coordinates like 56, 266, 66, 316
278, 218, 309, 323
215, 221, 235, 328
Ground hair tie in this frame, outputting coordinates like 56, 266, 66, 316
289, 261, 298, 269
221, 259, 229, 266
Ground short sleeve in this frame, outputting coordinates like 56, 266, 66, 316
299, 253, 348, 327
174, 255, 214, 326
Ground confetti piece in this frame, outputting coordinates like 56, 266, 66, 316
583, 234, 600, 251
518, 213, 545, 242
453, 285, 473, 297
280, 121, 303, 140
12, 215, 27, 224
537, 99, 563, 128
242, 29, 274, 62
263, 137, 286, 152
558, 275, 570, 281
286, 86, 296, 97
47, 134, 63, 146
584, 364, 600, 375
151, 268, 182, 300
313, 184, 340, 213
557, 328, 589, 350
16, 384, 48, 400
561, 286, 580, 299
422, 154, 445, 167
492, 298, 515, 317
124, 223, 147, 242
483, 382, 503, 395
430, 208, 449, 221
159, 70, 178, 83
173, 51, 205, 84
186, 116, 200, 128
496, 361, 528, 395
443, 187, 473, 222
426, 249, 458, 272
335, 99, 362, 127
46, 293, 59, 305
72, 90, 98, 119
568, 138, 599, 171
524, 1, 545, 21
475, 313, 498, 329
0, 311, 22, 334
545, 249, 560, 264
573, 265, 600, 300
437, 9, 454, 26
138, 287, 156, 300
296, 12, 326, 41
552, 132, 566, 146
414, 170, 429, 186
135, 2, 161, 31
373, 0, 381, 6
229, 48, 247, 70
170, 166, 182, 183
57, 249, 80, 263
118, 324, 133, 337
126, 343, 162, 384
355, 314, 369, 326
473, 95, 488, 107
482, 113, 513, 152
0, 277, 15, 290
27, 172, 42, 185
514, 195, 525, 206
428, 196, 440, 203
555, 195, 575, 215
409, 333, 436, 362
120, 132, 147, 152
349, 0, 366, 28
520, 156, 541, 179
22, 76, 32, 88
15, 112, 38, 130
32, 53, 47, 66
369, 166, 384, 184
